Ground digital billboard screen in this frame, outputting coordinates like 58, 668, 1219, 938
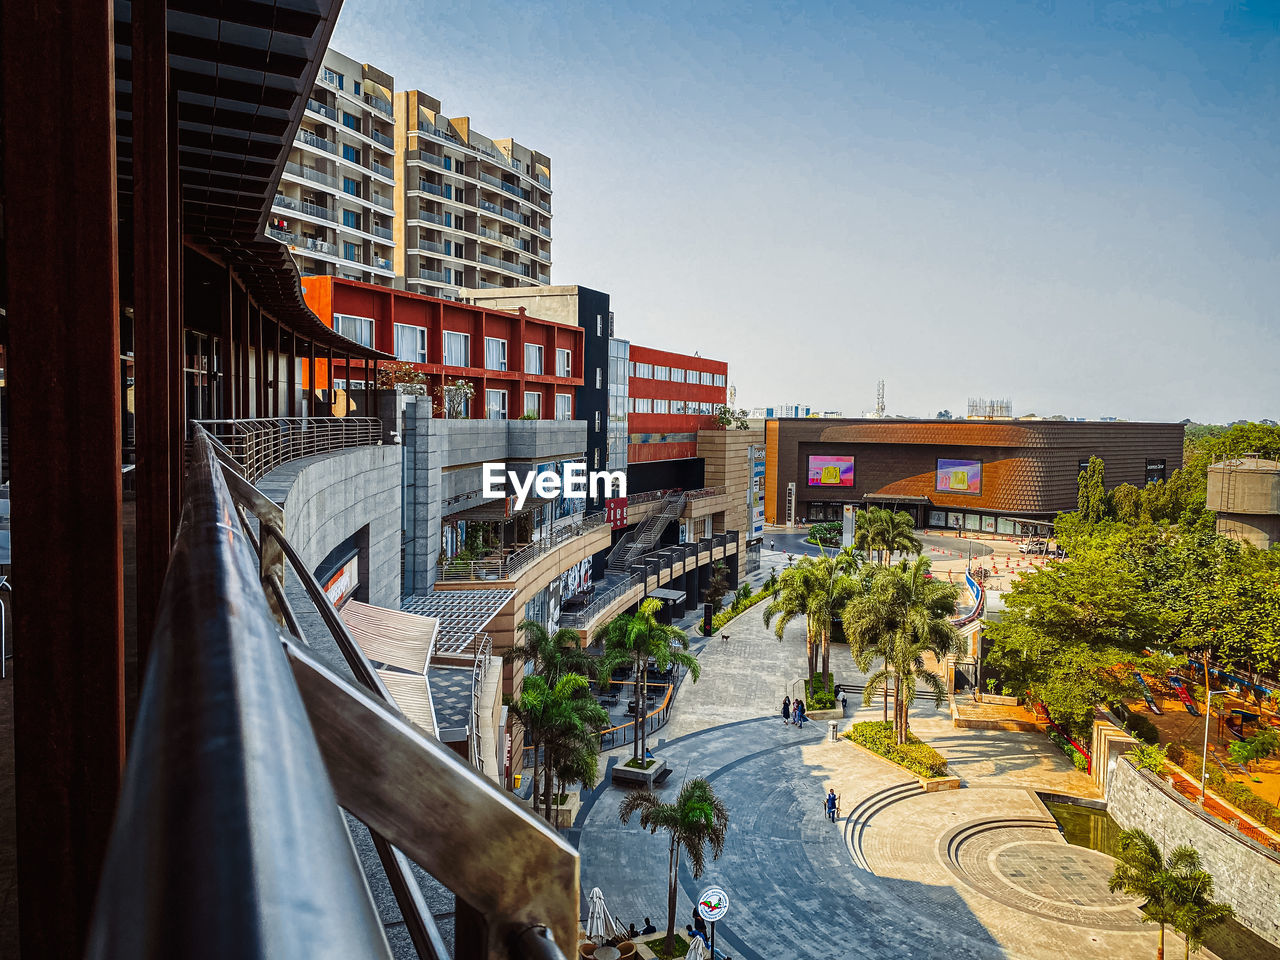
807, 455, 854, 487
936, 459, 982, 495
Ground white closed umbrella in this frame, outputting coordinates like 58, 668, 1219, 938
687, 933, 709, 960
585, 887, 620, 943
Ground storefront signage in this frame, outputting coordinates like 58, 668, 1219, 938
606, 497, 629, 529
324, 555, 358, 607
749, 445, 766, 538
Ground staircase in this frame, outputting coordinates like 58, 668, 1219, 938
607, 491, 686, 572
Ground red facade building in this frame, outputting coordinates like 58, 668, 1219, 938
627, 344, 728, 462
302, 276, 582, 419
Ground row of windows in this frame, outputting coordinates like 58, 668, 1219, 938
483, 389, 573, 420
628, 398, 716, 415
370, 324, 572, 376
629, 362, 725, 387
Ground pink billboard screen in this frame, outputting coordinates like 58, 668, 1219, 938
936, 459, 982, 495
807, 455, 855, 487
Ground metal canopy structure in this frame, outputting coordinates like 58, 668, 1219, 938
648, 587, 686, 604
447, 495, 555, 523
401, 589, 516, 653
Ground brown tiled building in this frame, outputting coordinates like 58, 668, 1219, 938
763, 418, 1185, 531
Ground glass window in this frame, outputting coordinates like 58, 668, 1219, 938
394, 323, 427, 363
486, 389, 507, 420
596, 315, 603, 336
634, 362, 652, 378
595, 367, 602, 389
352, 81, 361, 96
671, 368, 685, 383
634, 398, 652, 413
594, 411, 601, 430
334, 313, 374, 347
524, 392, 541, 417
525, 343, 543, 374
443, 330, 470, 367
556, 348, 571, 378
555, 394, 573, 420
342, 143, 359, 163
653, 365, 669, 380
322, 68, 343, 89
343, 177, 360, 197
485, 337, 507, 371
1145, 459, 1167, 484
342, 209, 361, 229
687, 368, 699, 382
342, 112, 359, 131
654, 399, 669, 413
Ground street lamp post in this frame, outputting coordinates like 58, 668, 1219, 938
1201, 689, 1230, 802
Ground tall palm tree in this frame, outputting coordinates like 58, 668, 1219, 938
1109, 829, 1211, 960
619, 778, 729, 957
854, 506, 922, 565
504, 617, 594, 682
762, 547, 861, 681
844, 563, 897, 723
543, 690, 609, 826
507, 673, 589, 818
845, 558, 958, 742
594, 598, 700, 763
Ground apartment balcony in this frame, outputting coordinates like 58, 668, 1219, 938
420, 268, 452, 284
537, 199, 551, 213
305, 97, 337, 121
475, 280, 502, 289
418, 124, 457, 145
539, 225, 552, 238
371, 223, 393, 241
537, 173, 551, 189
284, 160, 339, 190
418, 239, 449, 255
372, 255, 393, 271
303, 237, 337, 256
537, 272, 551, 284
273, 193, 299, 212
369, 193, 394, 211
370, 158, 393, 179
478, 198, 499, 214
363, 92, 393, 119
302, 200, 337, 222
370, 128, 394, 150
297, 128, 338, 155
417, 180, 450, 198
267, 227, 299, 245
416, 151, 448, 170
478, 253, 529, 277
476, 170, 504, 189
414, 209, 447, 226
500, 208, 522, 224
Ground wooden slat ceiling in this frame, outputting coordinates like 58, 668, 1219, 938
114, 0, 391, 359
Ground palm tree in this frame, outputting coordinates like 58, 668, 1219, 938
594, 598, 700, 763
762, 547, 861, 681
504, 617, 594, 682
1173, 855, 1234, 959
1109, 829, 1213, 960
619, 778, 728, 957
854, 506, 922, 565
845, 558, 958, 742
543, 691, 609, 826
507, 673, 588, 818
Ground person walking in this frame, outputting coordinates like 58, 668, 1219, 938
793, 699, 806, 728
781, 695, 791, 726
826, 788, 838, 823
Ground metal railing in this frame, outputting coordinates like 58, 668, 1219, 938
268, 228, 299, 245
373, 256, 393, 271
372, 224, 393, 241
274, 193, 299, 211
539, 226, 551, 238
193, 418, 382, 483
415, 209, 447, 226
439, 512, 608, 582
420, 268, 451, 284
298, 128, 338, 155
560, 571, 643, 630
418, 180, 450, 198
87, 427, 577, 959
537, 173, 551, 189
370, 193, 395, 211
478, 199, 500, 214
305, 237, 337, 256
371, 159, 393, 179
303, 200, 337, 222
371, 129, 395, 149
536, 273, 550, 285
364, 93, 394, 118
419, 240, 448, 255
500, 208, 522, 224
284, 160, 340, 189
307, 97, 337, 121
684, 485, 727, 501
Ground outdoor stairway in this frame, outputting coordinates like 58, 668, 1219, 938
606, 491, 686, 573
843, 780, 922, 871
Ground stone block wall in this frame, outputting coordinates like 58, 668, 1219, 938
1108, 756, 1280, 946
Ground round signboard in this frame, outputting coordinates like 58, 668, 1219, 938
696, 885, 729, 923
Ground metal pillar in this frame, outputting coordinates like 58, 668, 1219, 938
1, 0, 127, 954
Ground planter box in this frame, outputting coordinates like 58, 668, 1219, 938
805, 707, 843, 722
612, 759, 668, 789
525, 791, 581, 826
978, 693, 1020, 706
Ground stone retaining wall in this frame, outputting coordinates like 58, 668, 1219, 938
1108, 757, 1280, 947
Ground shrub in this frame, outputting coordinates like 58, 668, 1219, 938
806, 521, 841, 546
1126, 742, 1168, 774
1165, 742, 1280, 833
805, 673, 836, 709
845, 721, 948, 779
1069, 748, 1090, 772
1125, 712, 1160, 745
705, 584, 770, 634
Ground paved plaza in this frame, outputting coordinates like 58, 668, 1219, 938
574, 581, 1206, 960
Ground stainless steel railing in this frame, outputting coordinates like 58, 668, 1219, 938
195, 417, 382, 483
439, 511, 608, 582
88, 427, 577, 960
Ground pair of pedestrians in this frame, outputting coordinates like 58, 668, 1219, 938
780, 695, 808, 727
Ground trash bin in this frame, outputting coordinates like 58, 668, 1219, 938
828, 719, 838, 742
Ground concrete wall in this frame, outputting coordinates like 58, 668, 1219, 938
1108, 757, 1280, 947
402, 398, 590, 593
257, 443, 402, 676
699, 427, 764, 544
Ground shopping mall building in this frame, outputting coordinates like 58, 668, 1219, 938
763, 417, 1185, 532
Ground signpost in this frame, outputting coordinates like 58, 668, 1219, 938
842, 504, 855, 550
697, 885, 729, 958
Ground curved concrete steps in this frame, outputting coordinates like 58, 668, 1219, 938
843, 779, 922, 871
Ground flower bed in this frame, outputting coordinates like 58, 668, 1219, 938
844, 721, 948, 779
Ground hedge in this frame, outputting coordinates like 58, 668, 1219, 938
1166, 742, 1280, 833
845, 721, 948, 779
1111, 702, 1160, 745
704, 586, 771, 634
805, 672, 836, 709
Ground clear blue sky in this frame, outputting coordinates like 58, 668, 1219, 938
333, 1, 1279, 422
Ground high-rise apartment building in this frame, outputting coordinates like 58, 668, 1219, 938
396, 89, 553, 300
269, 50, 399, 287
268, 49, 553, 297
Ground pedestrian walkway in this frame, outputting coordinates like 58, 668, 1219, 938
575, 597, 1206, 959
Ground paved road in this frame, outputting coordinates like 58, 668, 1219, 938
764, 528, 992, 562
575, 598, 1179, 960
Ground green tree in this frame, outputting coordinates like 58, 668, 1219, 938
543, 689, 609, 826
1172, 860, 1235, 960
763, 547, 861, 681
1078, 455, 1111, 523
1228, 728, 1280, 774
1109, 830, 1216, 960
619, 778, 728, 957
594, 599, 700, 763
504, 617, 595, 681
704, 561, 731, 613
847, 558, 958, 743
853, 506, 921, 564
508, 673, 595, 821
